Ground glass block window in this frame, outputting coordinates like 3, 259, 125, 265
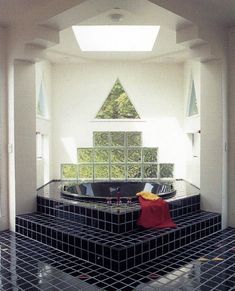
93, 132, 110, 147
127, 132, 142, 147
62, 131, 174, 181
127, 148, 142, 163
143, 148, 158, 163
77, 148, 93, 163
159, 163, 174, 178
110, 132, 125, 147
78, 164, 93, 180
143, 164, 158, 179
110, 148, 125, 163
94, 148, 109, 163
127, 164, 142, 179
111, 164, 126, 180
95, 79, 140, 119
94, 164, 109, 179
61, 164, 78, 180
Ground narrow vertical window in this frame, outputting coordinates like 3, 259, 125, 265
192, 132, 200, 158
188, 79, 198, 117
37, 79, 47, 117
36, 132, 43, 159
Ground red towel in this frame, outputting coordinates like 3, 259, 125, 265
137, 197, 176, 229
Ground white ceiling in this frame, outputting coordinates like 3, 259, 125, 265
1, 0, 235, 28
150, 0, 235, 28
47, 26, 185, 63
2, 0, 235, 63
46, 1, 188, 63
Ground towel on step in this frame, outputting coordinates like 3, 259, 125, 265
137, 194, 176, 229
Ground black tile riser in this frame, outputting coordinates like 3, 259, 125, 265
37, 195, 201, 234
15, 214, 221, 272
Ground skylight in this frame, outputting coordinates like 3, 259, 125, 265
72, 25, 160, 52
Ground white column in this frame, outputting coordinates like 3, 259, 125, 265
200, 59, 227, 227
228, 28, 235, 227
0, 27, 9, 231
14, 60, 37, 216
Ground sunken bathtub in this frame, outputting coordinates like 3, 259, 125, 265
61, 181, 176, 203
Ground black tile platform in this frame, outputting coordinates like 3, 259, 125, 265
16, 211, 221, 272
37, 180, 201, 233
15, 180, 222, 273
0, 228, 234, 290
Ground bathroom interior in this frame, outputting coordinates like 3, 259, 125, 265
1, 0, 235, 290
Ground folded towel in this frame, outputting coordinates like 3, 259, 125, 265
136, 191, 159, 201
137, 196, 176, 229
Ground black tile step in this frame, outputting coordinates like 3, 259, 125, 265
16, 211, 221, 272
37, 180, 201, 234
37, 194, 201, 234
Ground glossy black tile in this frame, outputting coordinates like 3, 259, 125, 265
16, 210, 221, 271
37, 180, 201, 233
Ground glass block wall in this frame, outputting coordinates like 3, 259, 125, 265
61, 132, 174, 180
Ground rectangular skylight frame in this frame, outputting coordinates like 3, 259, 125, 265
72, 25, 160, 52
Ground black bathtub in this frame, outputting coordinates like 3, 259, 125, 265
61, 181, 176, 203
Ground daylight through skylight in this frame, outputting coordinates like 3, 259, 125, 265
72, 25, 160, 52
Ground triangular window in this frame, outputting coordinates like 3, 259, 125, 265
96, 79, 140, 119
188, 79, 198, 117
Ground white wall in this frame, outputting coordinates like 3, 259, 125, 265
184, 61, 201, 187
36, 61, 52, 188
200, 60, 224, 215
51, 62, 186, 179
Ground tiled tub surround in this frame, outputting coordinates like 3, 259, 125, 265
15, 180, 222, 272
37, 194, 200, 234
1, 228, 234, 291
37, 180, 201, 233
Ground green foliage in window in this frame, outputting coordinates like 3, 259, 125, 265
93, 132, 110, 147
143, 148, 158, 163
77, 148, 93, 163
127, 164, 142, 179
96, 79, 140, 119
61, 164, 77, 180
94, 148, 109, 163
64, 131, 172, 181
143, 164, 158, 179
110, 132, 125, 147
110, 149, 125, 163
159, 163, 174, 178
94, 164, 109, 179
111, 164, 126, 179
127, 148, 142, 163
78, 165, 93, 179
127, 132, 142, 147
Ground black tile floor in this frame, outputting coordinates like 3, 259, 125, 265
0, 227, 234, 290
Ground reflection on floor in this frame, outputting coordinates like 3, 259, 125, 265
0, 228, 234, 290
